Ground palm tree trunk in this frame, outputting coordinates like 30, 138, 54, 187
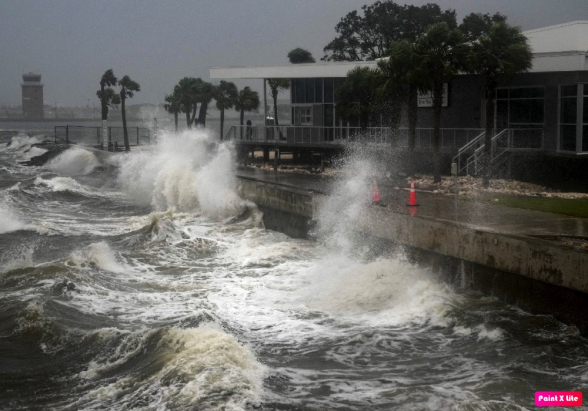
186, 109, 191, 129
220, 108, 225, 141
240, 108, 244, 140
407, 84, 418, 176
432, 80, 443, 183
122, 95, 130, 151
100, 83, 107, 148
189, 104, 197, 126
174, 112, 178, 132
273, 95, 279, 126
197, 102, 208, 127
483, 86, 495, 187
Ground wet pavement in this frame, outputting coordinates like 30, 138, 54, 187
236, 167, 588, 239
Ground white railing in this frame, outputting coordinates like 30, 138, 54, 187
453, 128, 544, 176
224, 125, 485, 150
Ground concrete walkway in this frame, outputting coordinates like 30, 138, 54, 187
236, 167, 588, 239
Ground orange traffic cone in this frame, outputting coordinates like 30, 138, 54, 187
407, 180, 419, 207
372, 181, 381, 204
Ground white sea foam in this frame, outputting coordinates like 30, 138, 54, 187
7, 135, 40, 150
77, 325, 265, 410
0, 243, 35, 274
0, 201, 27, 234
69, 242, 127, 274
46, 147, 100, 176
117, 129, 256, 220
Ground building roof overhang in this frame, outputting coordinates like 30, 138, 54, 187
210, 21, 588, 80
210, 61, 379, 79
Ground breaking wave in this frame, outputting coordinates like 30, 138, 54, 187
117, 129, 255, 219
46, 147, 101, 176
74, 325, 265, 410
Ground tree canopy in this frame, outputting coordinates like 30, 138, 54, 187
213, 80, 238, 141
97, 69, 120, 122
468, 21, 532, 186
459, 12, 507, 42
335, 66, 384, 129
416, 22, 469, 182
288, 48, 316, 63
322, 1, 456, 61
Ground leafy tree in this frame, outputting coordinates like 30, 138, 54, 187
118, 75, 140, 151
96, 69, 120, 147
213, 80, 238, 141
164, 91, 182, 132
267, 78, 290, 128
234, 86, 260, 139
416, 22, 468, 183
335, 66, 384, 130
459, 12, 507, 42
174, 77, 199, 129
322, 1, 456, 61
195, 80, 214, 127
288, 48, 316, 63
468, 22, 532, 186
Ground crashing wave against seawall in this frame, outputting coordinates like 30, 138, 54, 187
117, 129, 254, 220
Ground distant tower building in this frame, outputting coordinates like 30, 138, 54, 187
21, 72, 44, 119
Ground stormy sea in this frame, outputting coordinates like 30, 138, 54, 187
1, 129, 588, 411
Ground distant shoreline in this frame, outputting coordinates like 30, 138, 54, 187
0, 118, 144, 123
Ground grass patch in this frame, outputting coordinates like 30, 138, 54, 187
484, 194, 588, 218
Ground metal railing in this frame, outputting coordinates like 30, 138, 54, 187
224, 125, 485, 150
54, 125, 151, 148
453, 128, 544, 176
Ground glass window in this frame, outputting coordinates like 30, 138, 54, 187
295, 79, 305, 104
497, 89, 508, 99
560, 125, 577, 151
294, 106, 312, 125
305, 79, 314, 104
583, 125, 588, 151
562, 85, 577, 97
324, 78, 334, 104
496, 100, 509, 128
559, 85, 578, 151
314, 78, 323, 103
324, 104, 333, 127
510, 99, 544, 124
560, 95, 577, 124
510, 87, 544, 99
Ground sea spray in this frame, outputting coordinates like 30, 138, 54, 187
0, 201, 26, 234
45, 147, 101, 176
117, 129, 256, 220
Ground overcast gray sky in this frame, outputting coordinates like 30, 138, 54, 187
1, 0, 587, 107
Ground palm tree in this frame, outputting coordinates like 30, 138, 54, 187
416, 22, 468, 183
175, 77, 199, 129
213, 80, 238, 141
335, 66, 383, 130
234, 87, 260, 139
118, 75, 140, 151
164, 91, 182, 132
266, 78, 290, 128
96, 69, 120, 147
195, 80, 214, 127
378, 40, 426, 174
468, 22, 532, 186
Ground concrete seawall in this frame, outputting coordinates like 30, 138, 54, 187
237, 176, 588, 333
